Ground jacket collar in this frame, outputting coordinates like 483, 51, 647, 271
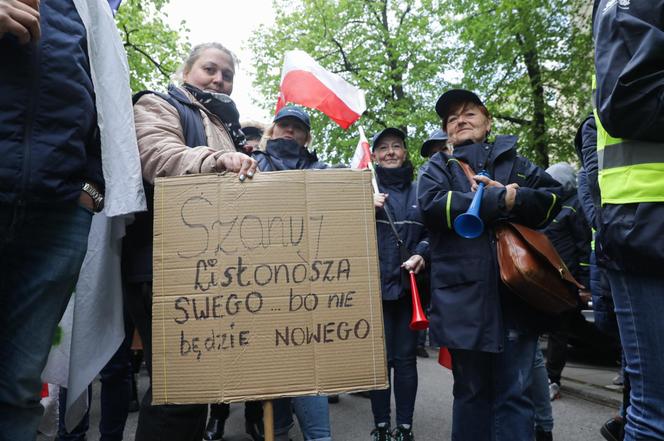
375, 162, 414, 190
265, 138, 319, 169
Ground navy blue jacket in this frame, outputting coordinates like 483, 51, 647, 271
0, 0, 103, 206
594, 0, 664, 142
374, 163, 429, 301
542, 192, 591, 288
252, 139, 329, 171
417, 136, 562, 352
593, 1, 664, 274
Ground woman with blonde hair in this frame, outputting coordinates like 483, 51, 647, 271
123, 42, 256, 441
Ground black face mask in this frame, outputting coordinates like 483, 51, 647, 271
183, 83, 246, 150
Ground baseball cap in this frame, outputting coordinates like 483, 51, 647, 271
420, 129, 449, 158
273, 105, 311, 129
371, 127, 406, 151
435, 89, 484, 122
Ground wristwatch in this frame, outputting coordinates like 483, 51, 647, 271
82, 182, 104, 213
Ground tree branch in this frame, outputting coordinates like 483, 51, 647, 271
123, 24, 170, 79
493, 114, 532, 126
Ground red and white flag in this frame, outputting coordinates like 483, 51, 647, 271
350, 127, 372, 169
276, 50, 366, 129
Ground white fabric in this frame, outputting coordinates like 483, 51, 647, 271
42, 0, 146, 431
281, 49, 367, 114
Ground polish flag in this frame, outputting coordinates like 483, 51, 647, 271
350, 127, 372, 169
276, 50, 366, 129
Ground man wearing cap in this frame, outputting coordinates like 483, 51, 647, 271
369, 127, 429, 441
417, 90, 562, 441
420, 129, 450, 159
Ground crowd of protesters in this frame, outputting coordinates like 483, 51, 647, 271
2, 1, 663, 441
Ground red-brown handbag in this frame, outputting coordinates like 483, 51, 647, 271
495, 222, 584, 314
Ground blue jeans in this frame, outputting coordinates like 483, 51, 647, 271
57, 315, 133, 441
0, 203, 92, 441
449, 325, 537, 441
370, 296, 419, 427
606, 270, 664, 441
273, 396, 331, 441
530, 347, 553, 432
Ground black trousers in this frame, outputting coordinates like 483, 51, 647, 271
124, 282, 207, 441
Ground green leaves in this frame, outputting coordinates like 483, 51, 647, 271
250, 0, 592, 168
250, 0, 450, 167
115, 0, 191, 93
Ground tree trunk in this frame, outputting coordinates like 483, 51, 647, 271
517, 32, 549, 168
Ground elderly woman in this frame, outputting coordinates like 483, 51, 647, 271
417, 90, 562, 441
251, 105, 332, 441
369, 128, 429, 441
123, 42, 256, 441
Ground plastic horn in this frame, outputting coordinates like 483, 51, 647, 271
408, 271, 429, 331
453, 170, 490, 239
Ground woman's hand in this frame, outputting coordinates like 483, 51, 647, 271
402, 254, 425, 274
504, 183, 519, 211
471, 174, 504, 192
374, 192, 388, 208
216, 152, 258, 181
0, 0, 40, 44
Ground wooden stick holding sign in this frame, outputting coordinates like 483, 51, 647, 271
263, 400, 274, 441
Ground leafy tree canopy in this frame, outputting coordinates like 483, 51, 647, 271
250, 0, 450, 167
250, 0, 593, 168
115, 0, 191, 93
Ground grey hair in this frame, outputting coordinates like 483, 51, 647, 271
546, 162, 577, 192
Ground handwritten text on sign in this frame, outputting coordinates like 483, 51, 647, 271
151, 170, 387, 404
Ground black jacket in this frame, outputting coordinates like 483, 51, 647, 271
374, 163, 429, 301
253, 139, 329, 171
0, 0, 103, 206
542, 191, 591, 288
594, 0, 664, 142
593, 1, 664, 273
417, 136, 562, 352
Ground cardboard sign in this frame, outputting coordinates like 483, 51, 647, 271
151, 169, 387, 404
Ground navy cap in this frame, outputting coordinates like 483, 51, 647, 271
371, 127, 406, 151
242, 126, 263, 139
274, 105, 310, 129
420, 129, 449, 158
435, 89, 484, 122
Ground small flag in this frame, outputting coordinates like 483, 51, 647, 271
350, 128, 372, 169
276, 50, 366, 129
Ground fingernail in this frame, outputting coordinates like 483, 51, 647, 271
239, 174, 245, 181
247, 171, 254, 177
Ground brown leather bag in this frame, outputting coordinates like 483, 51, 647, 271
495, 222, 583, 314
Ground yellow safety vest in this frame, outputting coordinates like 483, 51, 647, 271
592, 76, 664, 205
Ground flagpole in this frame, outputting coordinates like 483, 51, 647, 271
358, 126, 380, 194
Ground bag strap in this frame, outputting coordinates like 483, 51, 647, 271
374, 171, 409, 253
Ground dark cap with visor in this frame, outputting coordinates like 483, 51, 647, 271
435, 89, 484, 122
273, 105, 311, 129
420, 129, 449, 158
371, 127, 406, 151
